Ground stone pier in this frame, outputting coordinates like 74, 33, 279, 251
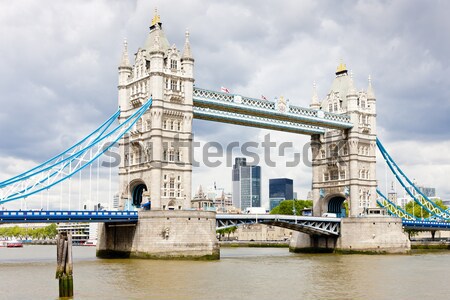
97, 210, 219, 260
290, 217, 411, 254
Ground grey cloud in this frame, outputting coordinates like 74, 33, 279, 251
1, 0, 450, 203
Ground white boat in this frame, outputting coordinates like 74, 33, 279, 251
82, 239, 97, 246
6, 240, 23, 248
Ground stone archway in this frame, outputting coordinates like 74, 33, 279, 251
131, 182, 147, 207
325, 194, 347, 217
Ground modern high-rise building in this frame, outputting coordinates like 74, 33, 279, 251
232, 158, 261, 211
269, 178, 293, 210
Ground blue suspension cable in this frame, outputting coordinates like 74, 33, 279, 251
376, 138, 449, 220
376, 188, 416, 220
0, 99, 152, 204
0, 109, 120, 187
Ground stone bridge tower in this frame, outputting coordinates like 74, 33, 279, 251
310, 63, 377, 217
117, 12, 194, 210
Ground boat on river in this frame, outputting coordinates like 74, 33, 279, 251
6, 240, 23, 248
82, 239, 97, 246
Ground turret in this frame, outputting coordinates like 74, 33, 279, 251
310, 82, 320, 110
181, 29, 194, 107
118, 39, 132, 112
181, 29, 194, 77
148, 14, 165, 101
367, 75, 376, 114
346, 70, 358, 112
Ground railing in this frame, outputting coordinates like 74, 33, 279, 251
193, 87, 352, 129
216, 214, 341, 236
0, 210, 138, 223
193, 106, 324, 135
403, 220, 450, 230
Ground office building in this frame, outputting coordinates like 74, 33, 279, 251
269, 178, 293, 210
232, 158, 261, 211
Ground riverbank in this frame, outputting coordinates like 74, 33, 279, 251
411, 240, 450, 250
219, 241, 289, 247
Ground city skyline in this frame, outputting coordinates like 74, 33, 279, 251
1, 1, 450, 210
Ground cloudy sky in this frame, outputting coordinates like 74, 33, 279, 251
1, 0, 449, 209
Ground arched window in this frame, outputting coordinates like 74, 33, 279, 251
343, 146, 349, 155
177, 121, 182, 131
330, 144, 338, 157
136, 119, 142, 132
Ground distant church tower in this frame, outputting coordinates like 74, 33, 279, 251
310, 62, 377, 217
117, 10, 194, 210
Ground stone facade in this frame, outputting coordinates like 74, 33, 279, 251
289, 217, 411, 254
117, 13, 194, 210
310, 63, 377, 217
226, 224, 293, 241
336, 217, 411, 253
97, 210, 219, 259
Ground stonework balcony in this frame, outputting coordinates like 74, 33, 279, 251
130, 92, 147, 108
360, 123, 371, 133
165, 88, 184, 103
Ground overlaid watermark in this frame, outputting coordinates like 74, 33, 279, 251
101, 133, 348, 169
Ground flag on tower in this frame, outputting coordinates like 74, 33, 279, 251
261, 95, 267, 101
221, 86, 230, 93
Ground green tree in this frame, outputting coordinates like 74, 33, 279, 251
404, 199, 448, 219
43, 224, 58, 239
270, 200, 312, 215
216, 226, 238, 241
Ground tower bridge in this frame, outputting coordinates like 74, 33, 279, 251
4, 11, 446, 257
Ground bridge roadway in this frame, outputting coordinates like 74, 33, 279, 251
1, 211, 449, 233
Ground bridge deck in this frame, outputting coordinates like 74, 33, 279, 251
193, 87, 353, 134
0, 210, 138, 223
2, 211, 449, 232
216, 214, 342, 236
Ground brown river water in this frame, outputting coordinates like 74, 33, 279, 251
0, 245, 449, 300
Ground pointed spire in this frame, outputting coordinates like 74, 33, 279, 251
310, 82, 320, 109
120, 38, 130, 67
151, 8, 161, 27
182, 29, 193, 59
312, 81, 319, 104
348, 70, 357, 95
336, 59, 348, 76
153, 28, 161, 51
367, 75, 376, 99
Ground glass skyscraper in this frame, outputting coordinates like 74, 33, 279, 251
269, 178, 293, 210
232, 158, 261, 211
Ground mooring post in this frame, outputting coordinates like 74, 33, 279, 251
55, 232, 74, 297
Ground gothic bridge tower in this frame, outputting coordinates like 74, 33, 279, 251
310, 63, 377, 217
117, 11, 194, 210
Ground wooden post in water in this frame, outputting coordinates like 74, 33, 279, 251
55, 232, 74, 297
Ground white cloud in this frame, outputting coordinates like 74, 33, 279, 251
1, 0, 450, 210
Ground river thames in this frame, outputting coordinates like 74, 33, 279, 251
1, 245, 450, 299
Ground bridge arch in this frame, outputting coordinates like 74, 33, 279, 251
324, 194, 347, 217
129, 180, 148, 207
